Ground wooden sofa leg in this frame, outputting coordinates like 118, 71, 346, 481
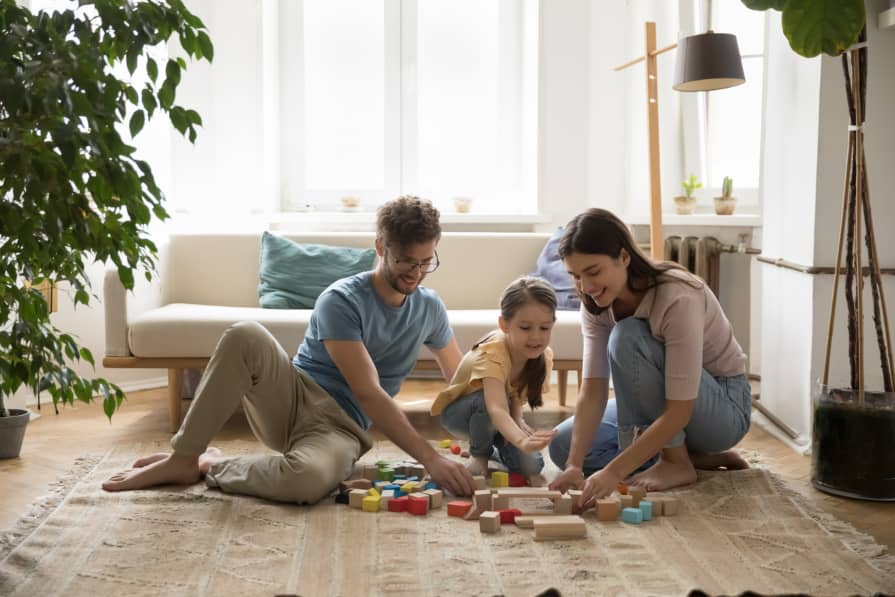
557, 369, 568, 407
577, 368, 582, 390
167, 368, 184, 433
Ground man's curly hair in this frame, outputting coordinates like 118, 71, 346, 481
376, 196, 441, 248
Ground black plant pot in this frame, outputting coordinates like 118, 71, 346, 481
0, 409, 30, 459
811, 387, 895, 501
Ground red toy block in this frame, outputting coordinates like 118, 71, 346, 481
408, 495, 430, 516
508, 472, 528, 487
616, 482, 629, 495
498, 508, 522, 524
450, 444, 461, 455
447, 500, 473, 517
388, 496, 409, 513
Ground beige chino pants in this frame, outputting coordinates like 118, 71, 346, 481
171, 321, 372, 504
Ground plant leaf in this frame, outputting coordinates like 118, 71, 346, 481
129, 109, 145, 137
741, 0, 787, 10
781, 0, 864, 57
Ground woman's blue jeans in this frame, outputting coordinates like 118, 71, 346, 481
439, 389, 544, 475
548, 318, 751, 474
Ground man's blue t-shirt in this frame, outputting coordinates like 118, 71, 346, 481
293, 271, 453, 430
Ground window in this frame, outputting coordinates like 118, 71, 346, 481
288, 0, 539, 214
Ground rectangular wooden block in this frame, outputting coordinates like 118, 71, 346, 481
463, 506, 482, 521
515, 514, 581, 529
628, 486, 647, 508
474, 489, 493, 511
349, 489, 367, 509
492, 495, 510, 510
596, 498, 620, 521
473, 475, 488, 490
553, 494, 573, 514
479, 511, 501, 533
494, 488, 562, 499
424, 488, 443, 509
660, 496, 679, 516
340, 478, 373, 492
379, 489, 395, 510
619, 494, 634, 509
447, 500, 473, 517
533, 517, 586, 540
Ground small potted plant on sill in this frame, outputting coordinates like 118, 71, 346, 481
674, 174, 701, 215
714, 176, 736, 215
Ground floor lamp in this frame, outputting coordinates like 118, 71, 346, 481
614, 22, 745, 260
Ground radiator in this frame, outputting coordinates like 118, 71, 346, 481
663, 236, 723, 296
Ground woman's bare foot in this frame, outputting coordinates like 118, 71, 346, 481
132, 452, 169, 468
466, 456, 489, 477
628, 447, 698, 492
198, 447, 224, 474
690, 449, 750, 471
102, 453, 201, 492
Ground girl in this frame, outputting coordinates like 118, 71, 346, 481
431, 276, 559, 477
549, 209, 750, 505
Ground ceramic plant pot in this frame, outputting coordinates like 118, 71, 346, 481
0, 409, 30, 459
714, 196, 736, 215
674, 195, 698, 215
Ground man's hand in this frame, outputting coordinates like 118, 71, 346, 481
517, 429, 557, 453
423, 453, 475, 497
578, 468, 622, 510
548, 464, 585, 493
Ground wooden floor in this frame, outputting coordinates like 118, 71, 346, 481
2, 380, 893, 554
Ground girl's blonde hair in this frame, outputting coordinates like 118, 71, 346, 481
474, 276, 556, 409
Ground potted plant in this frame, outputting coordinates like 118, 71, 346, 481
714, 176, 736, 215
0, 0, 212, 458
743, 0, 894, 500
674, 173, 701, 214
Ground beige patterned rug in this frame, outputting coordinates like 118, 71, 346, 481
1, 441, 894, 597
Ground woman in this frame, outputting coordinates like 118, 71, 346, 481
549, 209, 750, 506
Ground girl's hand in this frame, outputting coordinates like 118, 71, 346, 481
579, 468, 622, 510
517, 429, 557, 453
548, 465, 585, 493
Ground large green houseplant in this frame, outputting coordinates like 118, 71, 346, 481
0, 0, 212, 457
743, 0, 895, 500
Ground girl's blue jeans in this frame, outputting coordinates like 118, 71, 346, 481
439, 389, 544, 475
548, 318, 751, 474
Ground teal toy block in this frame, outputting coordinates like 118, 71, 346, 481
622, 507, 643, 524
639, 500, 653, 521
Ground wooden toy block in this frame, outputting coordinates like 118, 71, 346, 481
379, 489, 395, 510
648, 497, 665, 516
596, 498, 620, 521
508, 472, 527, 487
439, 439, 453, 448
407, 464, 426, 478
660, 496, 679, 516
621, 507, 643, 524
340, 478, 373, 492
447, 500, 473, 517
616, 482, 628, 495
639, 500, 653, 521
492, 495, 510, 510
363, 464, 380, 481
474, 489, 493, 512
554, 494, 573, 514
619, 494, 634, 509
388, 496, 409, 512
498, 508, 523, 524
479, 511, 501, 533
533, 517, 586, 541
450, 444, 461, 455
514, 513, 577, 529
490, 471, 509, 488
494, 488, 562, 499
568, 489, 584, 512
463, 506, 482, 521
349, 489, 367, 509
628, 486, 647, 507
423, 488, 443, 509
472, 475, 488, 490
408, 495, 430, 516
362, 495, 380, 512
374, 481, 390, 491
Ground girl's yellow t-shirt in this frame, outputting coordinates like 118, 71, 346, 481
430, 331, 553, 416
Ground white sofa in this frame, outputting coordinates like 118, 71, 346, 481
103, 231, 583, 431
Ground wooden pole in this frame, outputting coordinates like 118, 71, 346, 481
852, 49, 864, 398
645, 22, 664, 260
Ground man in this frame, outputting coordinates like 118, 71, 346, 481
103, 196, 475, 500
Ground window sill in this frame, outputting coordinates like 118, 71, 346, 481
623, 212, 762, 228
269, 211, 551, 231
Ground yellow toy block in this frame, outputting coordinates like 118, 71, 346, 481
368, 487, 380, 498
439, 439, 453, 448
362, 495, 380, 512
401, 482, 418, 493
490, 471, 509, 488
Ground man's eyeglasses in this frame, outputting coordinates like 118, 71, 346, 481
386, 248, 440, 274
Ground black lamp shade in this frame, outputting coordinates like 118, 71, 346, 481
673, 31, 745, 92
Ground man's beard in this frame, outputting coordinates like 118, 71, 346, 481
384, 267, 419, 296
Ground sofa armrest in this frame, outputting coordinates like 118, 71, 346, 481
103, 266, 130, 356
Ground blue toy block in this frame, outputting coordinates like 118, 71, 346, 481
394, 490, 406, 498
622, 507, 643, 524
406, 476, 419, 482
639, 500, 653, 521
384, 484, 401, 492
423, 482, 439, 490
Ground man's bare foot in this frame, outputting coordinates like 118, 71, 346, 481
466, 456, 489, 477
102, 453, 201, 492
132, 452, 169, 468
690, 449, 750, 471
628, 457, 697, 492
198, 447, 224, 474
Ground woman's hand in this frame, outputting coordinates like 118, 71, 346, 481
515, 418, 535, 436
579, 468, 622, 509
548, 464, 585, 493
517, 429, 557, 453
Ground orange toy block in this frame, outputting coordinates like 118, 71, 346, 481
616, 482, 628, 495
450, 444, 461, 455
447, 500, 473, 517
596, 498, 621, 521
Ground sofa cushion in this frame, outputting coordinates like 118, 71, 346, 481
128, 304, 584, 362
258, 231, 377, 309
532, 226, 580, 311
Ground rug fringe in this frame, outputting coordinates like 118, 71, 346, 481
0, 453, 106, 561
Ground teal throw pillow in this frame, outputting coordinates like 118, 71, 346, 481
258, 231, 376, 309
